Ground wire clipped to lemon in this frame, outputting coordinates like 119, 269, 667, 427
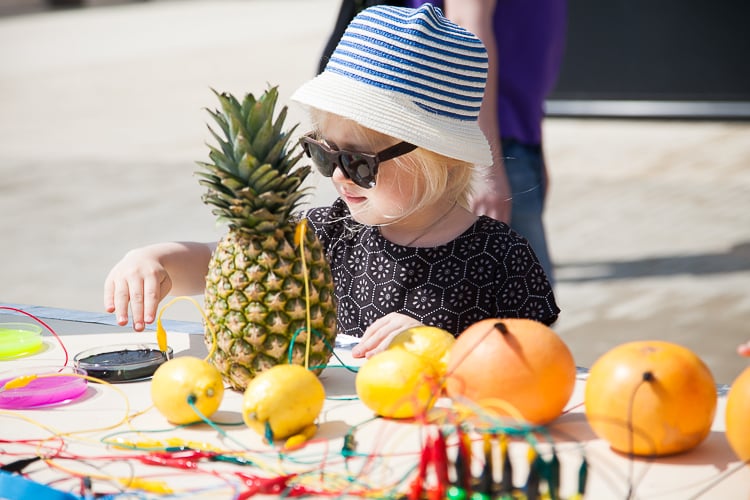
242, 364, 325, 443
151, 356, 225, 425
356, 348, 440, 419
387, 325, 455, 376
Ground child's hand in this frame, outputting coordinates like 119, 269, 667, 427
352, 313, 422, 359
738, 341, 750, 357
470, 165, 512, 224
103, 248, 173, 332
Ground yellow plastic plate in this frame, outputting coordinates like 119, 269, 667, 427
0, 322, 43, 359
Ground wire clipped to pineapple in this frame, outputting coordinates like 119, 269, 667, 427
196, 87, 337, 391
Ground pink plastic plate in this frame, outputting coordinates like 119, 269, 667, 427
0, 366, 87, 409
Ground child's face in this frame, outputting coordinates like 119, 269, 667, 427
319, 119, 420, 226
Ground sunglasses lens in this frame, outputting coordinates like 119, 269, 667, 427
341, 154, 376, 188
301, 135, 380, 189
305, 142, 335, 177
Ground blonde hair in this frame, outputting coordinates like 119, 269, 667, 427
310, 111, 482, 218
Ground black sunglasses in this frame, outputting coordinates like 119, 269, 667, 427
299, 133, 417, 189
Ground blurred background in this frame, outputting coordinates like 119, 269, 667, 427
0, 0, 748, 384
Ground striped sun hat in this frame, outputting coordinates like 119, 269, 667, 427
291, 4, 492, 166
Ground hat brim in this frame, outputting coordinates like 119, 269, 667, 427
291, 72, 493, 167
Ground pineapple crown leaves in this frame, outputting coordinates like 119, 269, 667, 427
196, 86, 313, 233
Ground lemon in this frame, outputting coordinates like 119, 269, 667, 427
151, 356, 225, 425
242, 364, 325, 441
355, 348, 439, 419
388, 325, 455, 376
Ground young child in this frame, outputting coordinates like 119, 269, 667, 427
103, 4, 559, 358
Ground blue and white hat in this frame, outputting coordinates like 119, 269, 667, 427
291, 4, 492, 166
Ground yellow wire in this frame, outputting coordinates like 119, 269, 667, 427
475, 396, 529, 422
294, 218, 313, 370
155, 295, 217, 361
44, 458, 175, 495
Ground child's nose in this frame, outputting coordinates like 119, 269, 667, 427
331, 165, 351, 184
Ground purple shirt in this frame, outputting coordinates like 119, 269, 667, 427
404, 0, 567, 145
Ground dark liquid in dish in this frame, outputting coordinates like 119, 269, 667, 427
77, 348, 168, 382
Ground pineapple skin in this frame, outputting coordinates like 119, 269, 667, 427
205, 228, 337, 391
198, 87, 337, 391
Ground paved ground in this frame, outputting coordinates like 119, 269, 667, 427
1, 0, 749, 383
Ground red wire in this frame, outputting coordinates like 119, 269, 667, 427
0, 306, 69, 366
562, 401, 584, 414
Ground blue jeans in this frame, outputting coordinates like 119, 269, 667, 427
502, 139, 555, 286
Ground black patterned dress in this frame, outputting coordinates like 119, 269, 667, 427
306, 199, 559, 338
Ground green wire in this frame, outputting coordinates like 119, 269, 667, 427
288, 327, 360, 373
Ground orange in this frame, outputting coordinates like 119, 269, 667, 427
585, 340, 716, 456
725, 365, 750, 464
445, 318, 576, 425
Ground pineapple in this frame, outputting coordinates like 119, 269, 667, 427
196, 87, 337, 391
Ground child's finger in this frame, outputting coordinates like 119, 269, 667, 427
127, 280, 146, 332
111, 279, 132, 327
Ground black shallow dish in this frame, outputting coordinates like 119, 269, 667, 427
73, 343, 173, 383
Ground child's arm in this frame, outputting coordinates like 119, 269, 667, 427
103, 241, 215, 332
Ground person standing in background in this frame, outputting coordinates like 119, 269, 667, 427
318, 1, 407, 75
402, 0, 566, 286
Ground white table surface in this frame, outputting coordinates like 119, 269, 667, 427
0, 307, 748, 499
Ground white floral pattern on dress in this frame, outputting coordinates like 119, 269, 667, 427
307, 199, 559, 337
